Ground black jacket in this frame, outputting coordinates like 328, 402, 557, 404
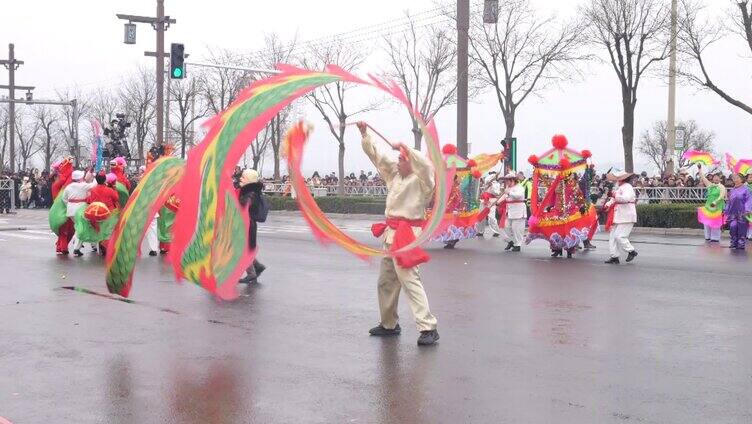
238, 182, 264, 249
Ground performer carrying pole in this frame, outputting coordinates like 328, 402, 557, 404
357, 121, 439, 346
604, 171, 638, 264
497, 172, 527, 252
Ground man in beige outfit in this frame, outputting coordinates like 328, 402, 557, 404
358, 121, 439, 346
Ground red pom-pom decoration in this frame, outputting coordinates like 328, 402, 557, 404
551, 134, 568, 150
559, 157, 571, 169
442, 144, 457, 155
467, 159, 477, 167
528, 155, 539, 165
581, 149, 592, 159
471, 170, 482, 179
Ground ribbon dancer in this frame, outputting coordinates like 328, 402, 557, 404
358, 121, 440, 346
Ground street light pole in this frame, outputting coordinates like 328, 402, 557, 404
155, 0, 165, 149
1, 43, 25, 173
117, 1, 176, 151
456, 0, 470, 158
666, 0, 678, 176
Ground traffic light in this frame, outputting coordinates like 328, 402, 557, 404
170, 43, 185, 79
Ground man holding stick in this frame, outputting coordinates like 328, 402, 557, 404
357, 121, 440, 346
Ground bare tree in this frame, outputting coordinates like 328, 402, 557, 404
384, 16, 457, 149
120, 68, 156, 162
467, 0, 588, 152
677, 0, 752, 115
251, 33, 298, 180
200, 48, 254, 114
638, 119, 715, 175
301, 42, 379, 195
89, 88, 121, 127
14, 112, 42, 171
582, 0, 671, 172
248, 125, 273, 171
169, 78, 209, 158
34, 105, 62, 171
56, 88, 90, 163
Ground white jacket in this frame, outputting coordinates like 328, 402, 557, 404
609, 182, 637, 224
500, 184, 527, 220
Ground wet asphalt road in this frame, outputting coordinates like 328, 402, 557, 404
1, 210, 751, 423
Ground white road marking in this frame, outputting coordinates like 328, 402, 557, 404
0, 232, 49, 240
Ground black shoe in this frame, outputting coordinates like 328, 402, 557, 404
583, 240, 596, 249
369, 324, 401, 336
492, 233, 500, 238
605, 257, 620, 264
551, 249, 562, 258
443, 240, 457, 249
504, 241, 514, 251
148, 250, 157, 256
90, 246, 98, 253
417, 329, 440, 346
159, 248, 168, 254
626, 250, 638, 262
73, 249, 83, 257
254, 262, 266, 277
511, 246, 521, 252
476, 233, 484, 238
238, 276, 253, 284
566, 249, 574, 258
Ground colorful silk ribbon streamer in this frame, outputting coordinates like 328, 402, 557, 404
682, 150, 717, 166
105, 65, 452, 300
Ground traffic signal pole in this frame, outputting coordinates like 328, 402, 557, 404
117, 0, 176, 150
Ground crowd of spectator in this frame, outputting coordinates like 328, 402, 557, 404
305, 170, 385, 187
0, 169, 54, 212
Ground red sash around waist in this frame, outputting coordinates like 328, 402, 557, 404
371, 217, 429, 269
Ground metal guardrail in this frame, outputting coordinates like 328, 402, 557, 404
263, 183, 389, 197
0, 179, 16, 211
264, 182, 709, 203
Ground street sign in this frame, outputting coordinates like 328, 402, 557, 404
124, 23, 137, 44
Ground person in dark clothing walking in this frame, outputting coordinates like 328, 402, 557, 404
237, 168, 267, 284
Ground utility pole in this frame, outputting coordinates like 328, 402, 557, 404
456, 0, 470, 158
665, 0, 678, 176
0, 98, 80, 165
0, 43, 25, 173
117, 0, 175, 149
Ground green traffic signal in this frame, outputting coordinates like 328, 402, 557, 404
172, 67, 183, 78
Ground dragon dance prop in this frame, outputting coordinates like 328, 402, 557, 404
526, 135, 597, 250
429, 145, 492, 242
283, 67, 452, 260
106, 65, 452, 300
682, 150, 718, 167
105, 157, 185, 297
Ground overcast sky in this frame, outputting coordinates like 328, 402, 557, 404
1, 0, 750, 175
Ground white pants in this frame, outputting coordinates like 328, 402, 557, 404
144, 218, 158, 253
501, 218, 525, 247
70, 234, 83, 251
487, 206, 501, 235
609, 223, 635, 258
703, 224, 721, 241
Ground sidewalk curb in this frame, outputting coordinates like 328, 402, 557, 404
274, 210, 708, 236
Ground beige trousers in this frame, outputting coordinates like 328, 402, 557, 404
377, 251, 437, 332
